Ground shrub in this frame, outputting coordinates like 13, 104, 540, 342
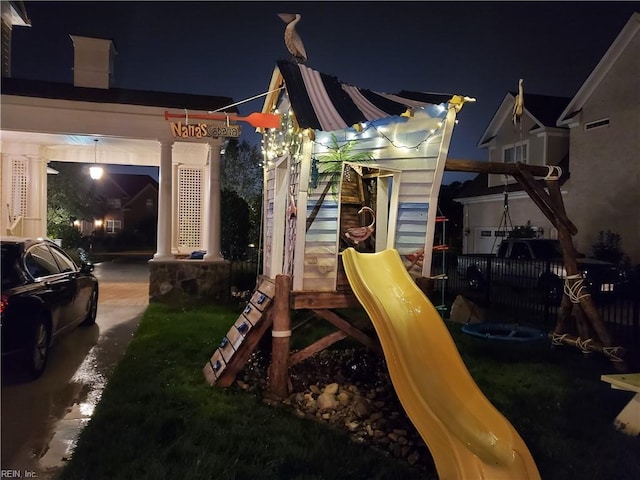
591, 230, 627, 265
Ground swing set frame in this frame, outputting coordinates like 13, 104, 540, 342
445, 158, 626, 369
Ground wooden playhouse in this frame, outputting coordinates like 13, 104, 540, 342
204, 60, 475, 392
260, 60, 473, 296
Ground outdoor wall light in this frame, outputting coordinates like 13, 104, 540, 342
89, 139, 104, 180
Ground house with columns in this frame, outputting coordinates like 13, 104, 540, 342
1, 33, 241, 300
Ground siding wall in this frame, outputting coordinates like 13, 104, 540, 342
564, 30, 640, 263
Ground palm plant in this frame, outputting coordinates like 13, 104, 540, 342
306, 134, 373, 231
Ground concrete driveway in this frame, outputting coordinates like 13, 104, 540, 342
1, 257, 150, 479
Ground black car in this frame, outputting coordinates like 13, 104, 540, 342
1, 236, 99, 379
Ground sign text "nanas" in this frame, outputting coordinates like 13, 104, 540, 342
170, 122, 242, 139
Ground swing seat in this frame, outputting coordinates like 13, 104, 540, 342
462, 322, 548, 344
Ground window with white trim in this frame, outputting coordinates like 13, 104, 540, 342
503, 142, 528, 164
106, 219, 122, 234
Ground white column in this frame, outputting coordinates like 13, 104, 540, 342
153, 141, 173, 260
203, 139, 224, 261
171, 161, 180, 253
27, 155, 48, 238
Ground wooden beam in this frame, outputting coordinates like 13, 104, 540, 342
514, 163, 578, 234
289, 330, 349, 367
551, 332, 625, 363
312, 309, 382, 354
545, 180, 579, 243
268, 275, 292, 398
445, 158, 559, 177
291, 290, 360, 310
512, 171, 562, 229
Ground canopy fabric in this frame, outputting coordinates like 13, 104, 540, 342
276, 60, 453, 132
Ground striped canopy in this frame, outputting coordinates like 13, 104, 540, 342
277, 60, 454, 132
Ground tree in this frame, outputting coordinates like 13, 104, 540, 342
47, 162, 102, 246
221, 189, 250, 259
221, 140, 263, 252
221, 139, 262, 200
592, 230, 628, 265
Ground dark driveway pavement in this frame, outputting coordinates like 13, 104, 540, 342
1, 257, 150, 479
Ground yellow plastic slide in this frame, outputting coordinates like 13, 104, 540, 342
342, 248, 540, 480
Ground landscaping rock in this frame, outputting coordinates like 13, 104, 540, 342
316, 392, 338, 411
239, 347, 430, 473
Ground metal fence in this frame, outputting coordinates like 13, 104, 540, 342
441, 253, 639, 351
228, 253, 638, 354
229, 258, 261, 293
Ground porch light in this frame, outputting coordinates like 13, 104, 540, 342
89, 139, 104, 180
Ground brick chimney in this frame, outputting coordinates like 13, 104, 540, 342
70, 35, 116, 89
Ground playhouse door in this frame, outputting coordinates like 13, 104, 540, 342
338, 163, 396, 254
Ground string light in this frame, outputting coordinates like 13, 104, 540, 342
261, 92, 460, 165
261, 92, 304, 166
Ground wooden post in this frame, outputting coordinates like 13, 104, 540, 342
268, 274, 292, 399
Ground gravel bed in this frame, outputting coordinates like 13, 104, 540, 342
237, 347, 436, 474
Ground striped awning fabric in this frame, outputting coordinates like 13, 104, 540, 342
277, 60, 454, 132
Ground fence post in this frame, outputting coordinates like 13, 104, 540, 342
543, 259, 553, 325
484, 255, 492, 307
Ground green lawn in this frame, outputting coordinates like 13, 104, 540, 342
59, 302, 639, 480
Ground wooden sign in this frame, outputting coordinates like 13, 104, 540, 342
169, 122, 242, 139
209, 124, 242, 138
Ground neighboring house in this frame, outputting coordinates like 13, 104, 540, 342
455, 92, 571, 254
97, 173, 158, 236
456, 12, 639, 264
77, 173, 158, 236
557, 12, 640, 265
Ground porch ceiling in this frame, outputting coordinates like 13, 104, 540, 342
0, 130, 161, 166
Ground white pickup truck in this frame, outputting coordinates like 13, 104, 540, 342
456, 238, 620, 304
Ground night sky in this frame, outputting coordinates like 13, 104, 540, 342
9, 1, 640, 182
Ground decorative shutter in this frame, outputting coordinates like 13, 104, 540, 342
177, 166, 203, 249
10, 158, 28, 221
